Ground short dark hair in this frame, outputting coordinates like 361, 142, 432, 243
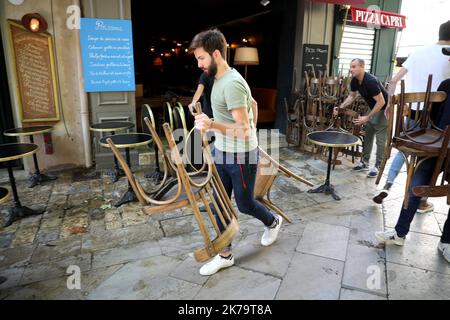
189, 28, 227, 58
351, 58, 365, 67
439, 20, 450, 41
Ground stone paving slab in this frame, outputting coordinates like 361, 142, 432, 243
339, 288, 387, 300
296, 221, 350, 261
88, 255, 201, 300
2, 264, 123, 300
342, 244, 387, 296
92, 240, 161, 269
385, 231, 450, 275
194, 266, 281, 300
0, 267, 25, 291
276, 252, 344, 300
387, 262, 450, 300
31, 236, 82, 263
0, 245, 35, 270
20, 253, 92, 286
233, 232, 299, 278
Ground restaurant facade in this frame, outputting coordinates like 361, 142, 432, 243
0, 0, 402, 171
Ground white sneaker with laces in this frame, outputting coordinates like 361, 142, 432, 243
261, 214, 283, 246
438, 242, 450, 263
199, 254, 234, 276
375, 230, 405, 246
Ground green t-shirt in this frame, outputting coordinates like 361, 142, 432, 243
211, 68, 258, 153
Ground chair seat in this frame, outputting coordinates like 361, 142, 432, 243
395, 128, 450, 153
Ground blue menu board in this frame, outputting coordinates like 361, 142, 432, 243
80, 18, 135, 92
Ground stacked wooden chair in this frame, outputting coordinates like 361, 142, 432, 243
107, 115, 238, 262
376, 77, 449, 208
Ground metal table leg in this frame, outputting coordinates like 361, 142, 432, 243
307, 146, 341, 200
27, 135, 57, 188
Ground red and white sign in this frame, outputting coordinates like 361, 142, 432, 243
351, 6, 406, 29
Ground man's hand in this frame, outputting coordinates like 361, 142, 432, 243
333, 106, 342, 117
353, 115, 370, 126
384, 105, 391, 120
188, 102, 196, 115
194, 113, 213, 131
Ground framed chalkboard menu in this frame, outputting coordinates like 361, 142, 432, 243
8, 20, 60, 123
302, 44, 329, 77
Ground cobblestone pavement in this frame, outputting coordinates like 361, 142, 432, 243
0, 147, 449, 300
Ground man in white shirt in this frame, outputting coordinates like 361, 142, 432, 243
373, 20, 450, 213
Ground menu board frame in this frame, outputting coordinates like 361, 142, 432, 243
8, 20, 60, 123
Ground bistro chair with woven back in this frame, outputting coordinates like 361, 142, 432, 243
376, 76, 449, 208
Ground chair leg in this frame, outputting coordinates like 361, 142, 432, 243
403, 156, 415, 209
332, 148, 340, 170
375, 144, 391, 185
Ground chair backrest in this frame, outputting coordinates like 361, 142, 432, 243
141, 104, 156, 135
162, 123, 239, 262
393, 79, 447, 143
322, 76, 340, 99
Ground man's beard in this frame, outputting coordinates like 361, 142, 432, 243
207, 58, 218, 77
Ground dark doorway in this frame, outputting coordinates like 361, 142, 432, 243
131, 0, 282, 97
0, 25, 16, 145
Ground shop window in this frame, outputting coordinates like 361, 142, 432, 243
338, 25, 375, 74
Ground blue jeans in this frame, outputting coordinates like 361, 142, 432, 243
395, 157, 436, 237
386, 152, 404, 184
212, 149, 275, 236
386, 118, 420, 184
442, 209, 450, 244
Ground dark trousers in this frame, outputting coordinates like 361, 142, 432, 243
212, 149, 275, 236
395, 157, 436, 237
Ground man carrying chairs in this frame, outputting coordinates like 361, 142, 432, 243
375, 48, 450, 263
190, 29, 283, 276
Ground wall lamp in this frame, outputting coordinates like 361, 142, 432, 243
21, 13, 48, 33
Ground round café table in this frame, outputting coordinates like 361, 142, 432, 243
4, 126, 57, 188
0, 143, 45, 227
100, 133, 152, 207
307, 131, 360, 200
90, 121, 135, 183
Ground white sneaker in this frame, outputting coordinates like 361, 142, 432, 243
261, 214, 283, 246
367, 167, 379, 178
438, 242, 450, 263
375, 230, 405, 246
199, 254, 234, 276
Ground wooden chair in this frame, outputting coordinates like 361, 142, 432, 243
254, 147, 313, 223
378, 79, 449, 208
413, 159, 450, 205
107, 116, 237, 262
284, 97, 302, 146
141, 104, 164, 182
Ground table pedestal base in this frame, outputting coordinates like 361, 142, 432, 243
28, 173, 57, 188
4, 206, 45, 227
115, 187, 137, 207
145, 169, 164, 183
307, 183, 341, 201
107, 168, 125, 183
